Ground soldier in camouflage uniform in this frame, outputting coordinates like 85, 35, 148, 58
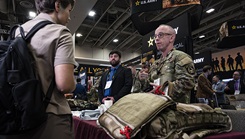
139, 24, 196, 103
88, 77, 100, 102
128, 63, 151, 93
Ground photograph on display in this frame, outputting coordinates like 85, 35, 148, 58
162, 0, 201, 8
211, 45, 245, 72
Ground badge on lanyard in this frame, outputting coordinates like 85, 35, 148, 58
131, 86, 134, 92
105, 81, 112, 89
154, 78, 160, 86
234, 90, 240, 95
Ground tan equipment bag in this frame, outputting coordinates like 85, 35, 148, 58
97, 93, 232, 139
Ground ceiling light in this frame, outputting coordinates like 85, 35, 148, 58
206, 8, 215, 13
76, 33, 83, 37
113, 39, 118, 43
199, 35, 205, 38
195, 52, 200, 54
29, 11, 36, 18
88, 11, 96, 17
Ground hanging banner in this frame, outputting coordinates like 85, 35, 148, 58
162, 0, 201, 9
130, 0, 201, 15
227, 19, 245, 36
193, 51, 212, 75
78, 64, 108, 76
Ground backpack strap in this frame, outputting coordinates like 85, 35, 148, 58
25, 20, 55, 108
25, 20, 53, 41
44, 77, 55, 108
8, 25, 25, 40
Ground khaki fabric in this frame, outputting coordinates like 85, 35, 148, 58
15, 13, 77, 115
98, 93, 175, 138
97, 93, 232, 139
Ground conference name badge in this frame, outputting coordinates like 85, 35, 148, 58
105, 81, 112, 89
234, 90, 240, 95
154, 78, 160, 86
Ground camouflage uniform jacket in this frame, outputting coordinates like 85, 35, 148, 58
131, 71, 149, 93
147, 49, 196, 103
88, 77, 101, 103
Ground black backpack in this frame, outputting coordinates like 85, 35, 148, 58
0, 20, 54, 134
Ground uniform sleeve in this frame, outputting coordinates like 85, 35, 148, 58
54, 29, 78, 67
170, 55, 196, 101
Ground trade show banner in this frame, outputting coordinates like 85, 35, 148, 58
193, 51, 212, 75
227, 19, 245, 36
130, 0, 202, 35
211, 45, 245, 73
130, 0, 201, 14
217, 20, 245, 49
78, 64, 108, 76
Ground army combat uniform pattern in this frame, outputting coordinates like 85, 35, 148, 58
146, 49, 196, 103
131, 71, 149, 93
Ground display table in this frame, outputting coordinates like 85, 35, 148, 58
222, 109, 245, 132
73, 116, 111, 139
73, 116, 245, 139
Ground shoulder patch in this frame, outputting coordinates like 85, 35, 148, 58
186, 64, 195, 74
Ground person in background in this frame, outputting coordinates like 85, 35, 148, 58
128, 63, 151, 93
139, 24, 196, 103
1, 0, 77, 139
72, 78, 87, 100
224, 71, 245, 95
88, 70, 104, 102
98, 50, 133, 103
127, 65, 139, 93
196, 65, 215, 107
212, 75, 226, 106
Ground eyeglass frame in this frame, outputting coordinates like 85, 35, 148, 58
154, 32, 173, 39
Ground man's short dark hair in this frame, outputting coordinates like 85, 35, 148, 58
214, 75, 220, 79
35, 0, 75, 14
76, 78, 81, 83
109, 50, 121, 58
203, 65, 212, 72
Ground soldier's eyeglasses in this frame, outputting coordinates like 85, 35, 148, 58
154, 32, 172, 39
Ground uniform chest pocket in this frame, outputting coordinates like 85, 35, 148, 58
160, 63, 175, 74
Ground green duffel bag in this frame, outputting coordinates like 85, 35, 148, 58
97, 93, 232, 139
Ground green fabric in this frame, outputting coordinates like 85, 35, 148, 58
97, 93, 232, 139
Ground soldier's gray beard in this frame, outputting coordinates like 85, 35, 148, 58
110, 60, 120, 67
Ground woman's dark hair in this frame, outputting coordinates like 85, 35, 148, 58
35, 0, 75, 13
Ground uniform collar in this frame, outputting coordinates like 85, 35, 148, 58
159, 48, 175, 63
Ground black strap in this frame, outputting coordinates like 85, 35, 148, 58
25, 20, 55, 107
25, 20, 55, 108
25, 20, 53, 41
44, 77, 55, 108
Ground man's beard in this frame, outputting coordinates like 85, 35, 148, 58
110, 60, 120, 67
